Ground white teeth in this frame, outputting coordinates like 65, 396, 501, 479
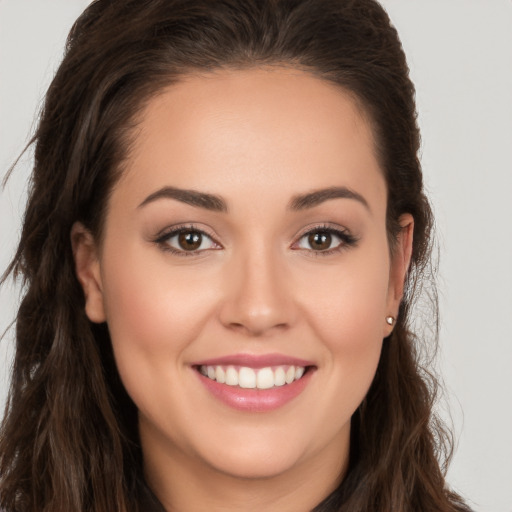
274, 367, 286, 386
256, 367, 274, 389
199, 364, 307, 389
238, 367, 256, 388
225, 366, 239, 386
215, 366, 225, 384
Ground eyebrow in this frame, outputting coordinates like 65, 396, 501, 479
138, 185, 369, 213
288, 186, 370, 212
138, 186, 227, 212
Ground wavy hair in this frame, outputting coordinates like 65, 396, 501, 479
0, 1, 470, 511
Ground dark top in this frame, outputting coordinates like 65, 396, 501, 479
139, 482, 166, 512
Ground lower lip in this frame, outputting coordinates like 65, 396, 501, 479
196, 369, 314, 412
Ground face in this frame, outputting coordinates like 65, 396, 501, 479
74, 68, 412, 492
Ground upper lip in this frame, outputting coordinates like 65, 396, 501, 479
192, 353, 315, 369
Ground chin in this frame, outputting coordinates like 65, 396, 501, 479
204, 447, 304, 480
191, 422, 327, 481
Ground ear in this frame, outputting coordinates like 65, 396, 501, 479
71, 222, 106, 323
384, 214, 414, 334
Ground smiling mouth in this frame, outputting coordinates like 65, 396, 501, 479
196, 364, 311, 390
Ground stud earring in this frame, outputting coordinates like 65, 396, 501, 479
385, 316, 395, 326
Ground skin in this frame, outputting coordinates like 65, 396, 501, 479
73, 67, 413, 512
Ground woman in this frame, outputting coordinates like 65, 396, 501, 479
0, 0, 472, 511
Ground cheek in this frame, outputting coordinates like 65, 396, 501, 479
301, 252, 390, 345
298, 248, 390, 394
285, 252, 389, 452
98, 244, 219, 379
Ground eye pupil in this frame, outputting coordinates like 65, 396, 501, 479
178, 231, 202, 250
308, 231, 332, 250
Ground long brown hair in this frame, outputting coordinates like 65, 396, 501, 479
1, 1, 471, 511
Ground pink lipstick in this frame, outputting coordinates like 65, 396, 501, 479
192, 353, 316, 412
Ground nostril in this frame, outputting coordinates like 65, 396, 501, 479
227, 322, 246, 332
226, 320, 289, 337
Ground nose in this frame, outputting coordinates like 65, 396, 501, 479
218, 246, 297, 337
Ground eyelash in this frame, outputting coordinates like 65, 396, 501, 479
153, 224, 358, 256
292, 224, 359, 256
154, 225, 221, 257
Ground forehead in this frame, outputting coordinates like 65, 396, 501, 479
116, 67, 385, 212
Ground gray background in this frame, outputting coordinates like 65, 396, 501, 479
1, 1, 511, 510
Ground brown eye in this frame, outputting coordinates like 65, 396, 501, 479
158, 228, 219, 254
307, 231, 332, 251
294, 227, 356, 254
178, 231, 202, 251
